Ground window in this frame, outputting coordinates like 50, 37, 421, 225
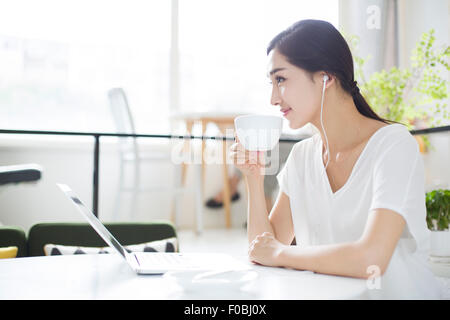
0, 0, 170, 133
0, 0, 338, 134
178, 0, 339, 117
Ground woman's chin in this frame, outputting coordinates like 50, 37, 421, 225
287, 119, 306, 130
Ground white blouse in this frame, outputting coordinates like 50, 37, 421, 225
276, 123, 444, 299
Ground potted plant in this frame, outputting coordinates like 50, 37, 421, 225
426, 189, 450, 258
345, 29, 450, 153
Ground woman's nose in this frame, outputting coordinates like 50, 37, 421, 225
270, 86, 282, 106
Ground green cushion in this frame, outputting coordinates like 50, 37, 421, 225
27, 221, 177, 256
0, 226, 28, 257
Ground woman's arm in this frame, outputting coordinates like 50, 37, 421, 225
245, 175, 274, 244
246, 176, 295, 246
230, 137, 276, 245
249, 208, 406, 279
268, 190, 295, 245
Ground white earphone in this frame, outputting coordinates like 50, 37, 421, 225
320, 74, 330, 170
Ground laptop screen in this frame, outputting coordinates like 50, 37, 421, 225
57, 183, 128, 260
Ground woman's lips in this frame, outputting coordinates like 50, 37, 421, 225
281, 108, 292, 116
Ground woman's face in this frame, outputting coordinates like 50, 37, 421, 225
267, 49, 323, 129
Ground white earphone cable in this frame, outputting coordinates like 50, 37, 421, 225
320, 76, 330, 170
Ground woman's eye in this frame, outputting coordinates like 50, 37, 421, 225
268, 76, 286, 86
275, 76, 286, 85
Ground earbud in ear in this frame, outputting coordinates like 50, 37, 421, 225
323, 74, 329, 82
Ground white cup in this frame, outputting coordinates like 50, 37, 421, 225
234, 114, 283, 151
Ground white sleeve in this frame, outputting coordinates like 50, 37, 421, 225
369, 134, 424, 224
276, 144, 296, 197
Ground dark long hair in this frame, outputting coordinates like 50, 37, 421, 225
267, 19, 394, 124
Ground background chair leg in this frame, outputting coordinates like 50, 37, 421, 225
221, 143, 232, 229
113, 160, 125, 221
130, 160, 140, 220
194, 163, 203, 235
173, 164, 183, 229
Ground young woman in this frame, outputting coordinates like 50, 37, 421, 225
230, 19, 443, 299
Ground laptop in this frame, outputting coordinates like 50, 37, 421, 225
57, 183, 249, 275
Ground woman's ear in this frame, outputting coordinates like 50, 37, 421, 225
322, 73, 334, 89
316, 71, 329, 83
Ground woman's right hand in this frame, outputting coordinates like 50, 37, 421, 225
229, 134, 266, 178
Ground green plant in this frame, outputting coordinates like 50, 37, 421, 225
345, 29, 449, 133
426, 189, 450, 231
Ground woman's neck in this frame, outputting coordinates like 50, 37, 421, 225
311, 94, 371, 159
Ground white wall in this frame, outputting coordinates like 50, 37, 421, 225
0, 134, 248, 233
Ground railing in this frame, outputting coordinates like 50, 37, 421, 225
1, 125, 449, 217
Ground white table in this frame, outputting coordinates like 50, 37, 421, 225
0, 254, 370, 300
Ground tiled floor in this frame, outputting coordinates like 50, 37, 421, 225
177, 227, 248, 256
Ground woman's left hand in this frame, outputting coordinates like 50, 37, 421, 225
248, 232, 286, 267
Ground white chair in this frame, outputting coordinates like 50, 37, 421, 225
107, 88, 203, 233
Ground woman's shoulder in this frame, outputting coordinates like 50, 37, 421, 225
289, 134, 318, 155
278, 135, 317, 168
379, 123, 417, 148
372, 123, 420, 161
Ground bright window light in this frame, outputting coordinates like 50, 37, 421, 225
179, 0, 338, 116
0, 0, 171, 133
0, 0, 338, 133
